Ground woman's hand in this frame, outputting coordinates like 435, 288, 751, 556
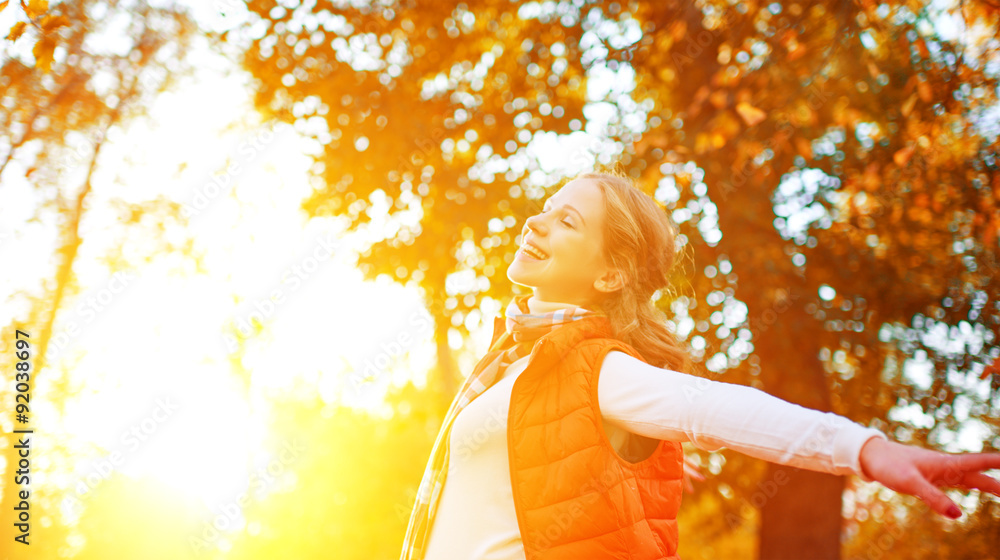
858, 436, 1000, 518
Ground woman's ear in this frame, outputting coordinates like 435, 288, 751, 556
594, 267, 627, 293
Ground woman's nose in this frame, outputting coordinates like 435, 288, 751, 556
524, 212, 547, 235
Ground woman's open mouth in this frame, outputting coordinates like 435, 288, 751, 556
517, 243, 549, 261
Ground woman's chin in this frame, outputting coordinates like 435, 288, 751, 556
506, 267, 535, 288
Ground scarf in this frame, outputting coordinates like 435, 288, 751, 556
399, 293, 605, 560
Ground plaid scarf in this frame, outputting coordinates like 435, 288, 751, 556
399, 293, 605, 560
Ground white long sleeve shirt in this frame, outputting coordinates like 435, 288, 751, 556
422, 349, 888, 560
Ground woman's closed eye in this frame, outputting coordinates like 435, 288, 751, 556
543, 206, 574, 229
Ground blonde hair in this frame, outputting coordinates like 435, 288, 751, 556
576, 169, 693, 374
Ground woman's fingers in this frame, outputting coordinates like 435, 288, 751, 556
953, 452, 1000, 475
924, 451, 1000, 492
907, 472, 962, 518
682, 476, 694, 494
683, 457, 705, 481
863, 442, 1000, 519
912, 451, 1000, 518
958, 472, 1000, 496
681, 456, 704, 493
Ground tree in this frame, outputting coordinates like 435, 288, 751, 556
1, 0, 197, 552
226, 0, 1000, 557
223, 0, 602, 414
624, 1, 1000, 557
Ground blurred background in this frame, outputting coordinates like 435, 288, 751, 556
1, 0, 999, 558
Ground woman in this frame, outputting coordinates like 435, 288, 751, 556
400, 171, 1000, 560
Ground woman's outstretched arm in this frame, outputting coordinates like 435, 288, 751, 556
598, 350, 887, 479
597, 350, 1000, 518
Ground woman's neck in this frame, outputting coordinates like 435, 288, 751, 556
526, 294, 588, 314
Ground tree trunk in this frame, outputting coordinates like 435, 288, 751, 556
2, 123, 108, 536
431, 302, 459, 416
755, 285, 844, 559
759, 466, 845, 559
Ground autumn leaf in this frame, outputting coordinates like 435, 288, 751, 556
24, 0, 48, 19
41, 13, 70, 32
916, 76, 933, 102
893, 145, 915, 166
901, 92, 918, 117
695, 132, 712, 154
779, 29, 796, 48
735, 102, 766, 127
862, 163, 881, 191
709, 90, 728, 109
982, 355, 1000, 380
787, 42, 806, 61
985, 219, 996, 250
6, 20, 26, 41
669, 19, 687, 42
794, 136, 812, 158
33, 35, 56, 72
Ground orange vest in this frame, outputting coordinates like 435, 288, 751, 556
471, 312, 684, 559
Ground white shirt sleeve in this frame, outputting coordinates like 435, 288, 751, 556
597, 350, 889, 481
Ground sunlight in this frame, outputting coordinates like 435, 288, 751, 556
33, 43, 438, 515
4, 1, 999, 557
64, 363, 265, 507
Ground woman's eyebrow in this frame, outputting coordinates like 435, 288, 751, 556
544, 199, 586, 226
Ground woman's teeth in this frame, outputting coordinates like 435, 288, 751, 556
522, 245, 548, 260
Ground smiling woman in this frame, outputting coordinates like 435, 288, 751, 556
400, 169, 1000, 560
508, 178, 617, 310
510, 172, 692, 375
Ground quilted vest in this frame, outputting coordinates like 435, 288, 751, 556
471, 311, 685, 559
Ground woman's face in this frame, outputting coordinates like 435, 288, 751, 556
506, 178, 623, 308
